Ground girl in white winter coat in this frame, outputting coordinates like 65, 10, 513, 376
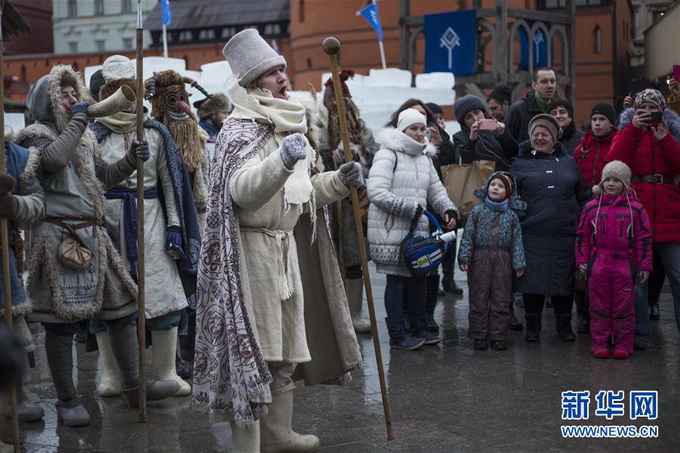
367, 108, 458, 350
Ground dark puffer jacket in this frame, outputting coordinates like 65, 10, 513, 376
607, 107, 680, 243
510, 141, 591, 297
574, 128, 617, 188
452, 128, 518, 171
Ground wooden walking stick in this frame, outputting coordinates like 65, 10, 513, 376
0, 2, 22, 450
323, 37, 395, 441
135, 0, 147, 423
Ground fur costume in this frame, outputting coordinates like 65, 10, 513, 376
15, 65, 138, 323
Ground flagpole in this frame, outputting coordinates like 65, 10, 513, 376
162, 24, 168, 58
378, 40, 386, 69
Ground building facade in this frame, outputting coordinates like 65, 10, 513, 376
52, 0, 156, 54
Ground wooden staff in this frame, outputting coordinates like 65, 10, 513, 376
135, 0, 147, 423
0, 2, 22, 449
323, 37, 395, 441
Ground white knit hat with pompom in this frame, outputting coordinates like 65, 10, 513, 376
592, 160, 631, 195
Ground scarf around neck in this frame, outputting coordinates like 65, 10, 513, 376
95, 111, 148, 134
228, 81, 307, 134
484, 196, 508, 211
394, 129, 428, 156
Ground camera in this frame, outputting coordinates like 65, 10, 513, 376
648, 112, 663, 124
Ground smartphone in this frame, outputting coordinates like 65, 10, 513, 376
674, 65, 680, 82
648, 112, 663, 124
478, 118, 497, 130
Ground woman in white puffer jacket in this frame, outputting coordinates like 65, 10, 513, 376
367, 108, 458, 350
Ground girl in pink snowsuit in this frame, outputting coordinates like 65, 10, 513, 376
576, 161, 652, 359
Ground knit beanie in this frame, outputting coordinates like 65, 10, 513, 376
547, 99, 574, 118
633, 88, 667, 111
593, 160, 631, 195
488, 84, 512, 105
488, 172, 513, 199
590, 102, 616, 125
397, 108, 427, 132
223, 29, 286, 87
528, 113, 562, 142
194, 93, 231, 120
453, 94, 487, 124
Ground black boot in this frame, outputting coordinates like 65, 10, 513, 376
524, 314, 541, 342
649, 302, 660, 321
509, 300, 523, 331
386, 318, 424, 351
426, 274, 439, 332
556, 314, 576, 341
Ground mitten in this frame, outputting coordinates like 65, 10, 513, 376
280, 133, 307, 170
129, 140, 150, 162
0, 174, 15, 196
0, 193, 18, 219
70, 102, 91, 116
165, 226, 187, 260
337, 162, 365, 188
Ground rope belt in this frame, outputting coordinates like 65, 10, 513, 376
240, 226, 295, 301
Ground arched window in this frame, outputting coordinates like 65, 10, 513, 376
594, 26, 602, 54
299, 0, 305, 23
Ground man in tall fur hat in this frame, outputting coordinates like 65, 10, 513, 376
89, 55, 202, 398
313, 69, 380, 334
15, 64, 179, 426
192, 28, 362, 452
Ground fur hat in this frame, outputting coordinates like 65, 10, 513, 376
547, 99, 574, 119
487, 85, 512, 105
634, 88, 667, 111
99, 55, 137, 100
489, 172, 514, 199
397, 108, 427, 132
195, 93, 230, 120
89, 69, 105, 102
223, 29, 286, 87
454, 94, 486, 124
529, 113, 562, 142
593, 160, 632, 195
590, 102, 617, 125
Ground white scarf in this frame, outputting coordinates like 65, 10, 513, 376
228, 80, 313, 207
395, 129, 429, 156
95, 111, 148, 134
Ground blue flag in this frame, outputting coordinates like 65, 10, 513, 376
424, 10, 476, 76
161, 0, 172, 26
357, 1, 383, 42
518, 24, 554, 70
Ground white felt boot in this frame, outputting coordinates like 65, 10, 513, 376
96, 331, 123, 397
346, 278, 371, 334
151, 327, 191, 396
231, 420, 261, 453
260, 382, 319, 452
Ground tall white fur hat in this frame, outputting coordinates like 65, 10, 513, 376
101, 55, 135, 81
397, 108, 427, 132
223, 29, 286, 87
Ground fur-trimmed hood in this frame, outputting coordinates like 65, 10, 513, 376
26, 65, 93, 134
376, 127, 436, 157
617, 107, 680, 142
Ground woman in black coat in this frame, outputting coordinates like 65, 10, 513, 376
510, 114, 591, 342
452, 94, 518, 171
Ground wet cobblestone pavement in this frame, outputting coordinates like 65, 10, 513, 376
3, 268, 679, 452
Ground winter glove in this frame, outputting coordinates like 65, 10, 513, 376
0, 175, 18, 219
129, 140, 150, 162
337, 162, 365, 188
165, 225, 187, 260
0, 174, 15, 196
413, 204, 424, 220
70, 102, 91, 116
280, 133, 307, 170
